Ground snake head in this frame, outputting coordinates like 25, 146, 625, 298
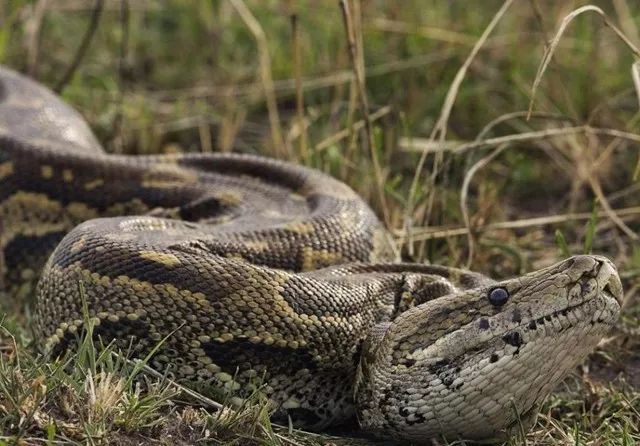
354, 255, 622, 443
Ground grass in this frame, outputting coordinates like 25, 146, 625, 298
1, 0, 640, 444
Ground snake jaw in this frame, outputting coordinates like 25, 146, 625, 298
354, 255, 622, 443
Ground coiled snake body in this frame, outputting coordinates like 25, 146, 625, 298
0, 67, 624, 443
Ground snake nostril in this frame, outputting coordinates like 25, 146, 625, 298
568, 255, 601, 278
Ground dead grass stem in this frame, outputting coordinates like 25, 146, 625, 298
53, 0, 104, 93
460, 144, 509, 267
402, 0, 515, 255
340, 0, 390, 226
230, 0, 287, 157
400, 125, 640, 154
394, 205, 640, 242
528, 4, 640, 119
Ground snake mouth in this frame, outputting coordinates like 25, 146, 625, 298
526, 258, 623, 333
494, 278, 623, 361
492, 269, 623, 357
535, 278, 620, 330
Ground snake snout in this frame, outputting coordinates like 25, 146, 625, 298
563, 255, 623, 305
597, 258, 624, 306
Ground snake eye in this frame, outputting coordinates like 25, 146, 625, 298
488, 287, 509, 306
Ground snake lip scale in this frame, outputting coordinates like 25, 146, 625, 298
0, 65, 624, 443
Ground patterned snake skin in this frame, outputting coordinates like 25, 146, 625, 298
0, 66, 624, 443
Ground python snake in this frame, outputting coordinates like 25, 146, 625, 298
0, 66, 624, 443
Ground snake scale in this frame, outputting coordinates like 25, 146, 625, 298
0, 66, 624, 443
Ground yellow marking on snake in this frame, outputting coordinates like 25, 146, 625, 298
216, 191, 243, 206
62, 169, 73, 182
104, 198, 151, 216
284, 220, 315, 234
289, 192, 306, 202
139, 250, 182, 267
241, 240, 270, 252
84, 179, 104, 190
302, 247, 342, 271
0, 192, 98, 245
70, 235, 87, 253
0, 161, 13, 180
41, 165, 53, 179
141, 165, 198, 189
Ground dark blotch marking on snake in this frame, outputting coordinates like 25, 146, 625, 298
403, 358, 416, 367
429, 359, 461, 389
502, 331, 523, 351
399, 406, 426, 426
202, 339, 317, 374
512, 308, 522, 323
285, 408, 323, 427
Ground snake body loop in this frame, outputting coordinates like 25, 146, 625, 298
0, 67, 623, 442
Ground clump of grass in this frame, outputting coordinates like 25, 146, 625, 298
0, 316, 367, 445
0, 316, 181, 444
525, 376, 640, 445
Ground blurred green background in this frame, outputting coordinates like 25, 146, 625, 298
3, 0, 639, 276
